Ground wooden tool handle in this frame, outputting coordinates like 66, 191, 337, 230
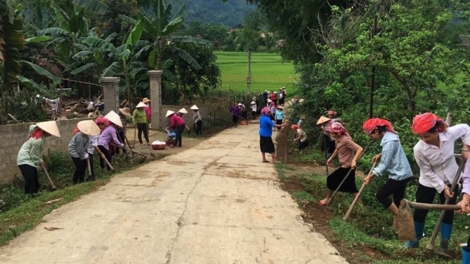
406, 200, 460, 211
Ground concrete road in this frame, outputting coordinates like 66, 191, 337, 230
0, 124, 347, 264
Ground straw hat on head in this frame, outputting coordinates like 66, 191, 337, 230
105, 110, 123, 127
36, 121, 61, 137
142, 97, 150, 103
165, 110, 175, 117
178, 108, 188, 114
277, 106, 284, 110
190, 104, 199, 110
316, 116, 331, 125
299, 98, 305, 104
77, 120, 100, 136
119, 107, 131, 117
136, 102, 146, 108
250, 101, 255, 105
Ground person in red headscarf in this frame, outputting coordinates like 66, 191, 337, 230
362, 118, 413, 228
404, 112, 470, 252
319, 122, 363, 206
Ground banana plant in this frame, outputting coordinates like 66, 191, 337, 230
70, 20, 147, 102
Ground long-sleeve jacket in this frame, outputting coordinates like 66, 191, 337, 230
98, 125, 124, 150
133, 109, 147, 124
193, 111, 202, 123
17, 137, 45, 167
69, 132, 89, 160
373, 132, 412, 181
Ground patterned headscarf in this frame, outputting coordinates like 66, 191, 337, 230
363, 118, 397, 134
411, 113, 447, 134
328, 122, 351, 138
95, 117, 110, 128
261, 107, 270, 115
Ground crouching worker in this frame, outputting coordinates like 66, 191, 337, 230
362, 118, 413, 228
291, 124, 308, 154
69, 120, 100, 184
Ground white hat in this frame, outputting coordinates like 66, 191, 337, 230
136, 102, 146, 108
77, 120, 100, 136
105, 110, 123, 127
36, 121, 61, 137
119, 107, 131, 117
250, 101, 255, 105
165, 110, 175, 117
190, 104, 199, 110
316, 116, 331, 125
142, 97, 150, 103
267, 99, 272, 102
299, 98, 305, 103
178, 108, 188, 114
238, 103, 242, 106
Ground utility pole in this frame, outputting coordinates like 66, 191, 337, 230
369, 15, 377, 118
246, 50, 252, 95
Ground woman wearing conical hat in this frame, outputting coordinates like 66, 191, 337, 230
69, 120, 100, 184
97, 112, 124, 170
190, 105, 203, 136
133, 102, 150, 146
177, 108, 191, 131
165, 110, 186, 147
17, 121, 61, 194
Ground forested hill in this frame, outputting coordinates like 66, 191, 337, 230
181, 0, 255, 27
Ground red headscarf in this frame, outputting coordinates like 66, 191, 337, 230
411, 112, 447, 134
363, 118, 397, 134
29, 126, 44, 139
95, 117, 110, 128
327, 110, 337, 117
328, 122, 351, 138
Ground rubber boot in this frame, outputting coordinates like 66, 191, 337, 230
462, 246, 470, 264
404, 222, 424, 248
440, 223, 453, 252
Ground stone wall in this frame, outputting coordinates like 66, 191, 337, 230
0, 118, 89, 185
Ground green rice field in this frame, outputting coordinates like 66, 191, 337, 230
215, 51, 297, 95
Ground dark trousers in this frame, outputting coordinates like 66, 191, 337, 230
276, 119, 282, 131
71, 157, 87, 184
98, 145, 112, 171
195, 120, 203, 136
414, 183, 457, 225
19, 164, 40, 194
137, 123, 149, 144
175, 124, 185, 147
376, 177, 411, 208
115, 132, 127, 154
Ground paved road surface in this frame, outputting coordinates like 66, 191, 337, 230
0, 124, 347, 264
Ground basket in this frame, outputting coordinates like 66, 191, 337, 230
151, 141, 166, 150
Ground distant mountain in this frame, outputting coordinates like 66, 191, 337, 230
181, 0, 255, 27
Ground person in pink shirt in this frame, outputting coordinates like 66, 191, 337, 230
165, 110, 186, 147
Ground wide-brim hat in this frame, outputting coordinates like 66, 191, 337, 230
119, 107, 131, 117
267, 99, 272, 102
105, 110, 123, 127
142, 97, 150, 103
136, 102, 146, 108
277, 106, 284, 110
166, 110, 175, 117
250, 101, 255, 105
299, 98, 305, 103
36, 121, 61, 137
77, 120, 100, 136
190, 104, 199, 110
178, 108, 188, 114
316, 116, 331, 125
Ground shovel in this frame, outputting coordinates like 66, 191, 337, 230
86, 158, 94, 180
41, 165, 57, 191
397, 199, 460, 241
342, 161, 377, 221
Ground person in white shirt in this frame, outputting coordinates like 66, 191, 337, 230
250, 101, 257, 119
291, 125, 308, 153
405, 112, 470, 252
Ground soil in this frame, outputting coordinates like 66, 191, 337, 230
278, 164, 392, 264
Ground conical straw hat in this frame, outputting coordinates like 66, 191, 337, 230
190, 104, 199, 110
165, 110, 175, 117
316, 116, 331, 125
136, 102, 146, 108
119, 107, 131, 117
178, 108, 188, 114
105, 110, 123, 127
36, 121, 61, 137
142, 97, 150, 103
77, 120, 100, 136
